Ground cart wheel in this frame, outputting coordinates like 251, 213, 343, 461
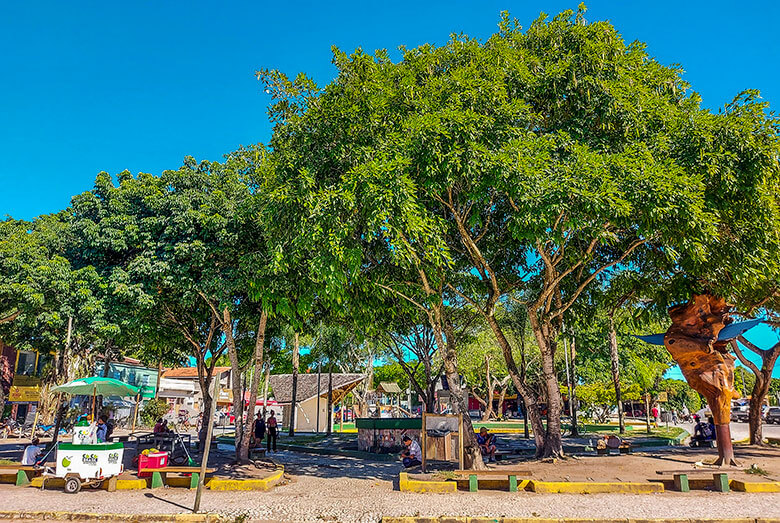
64, 477, 81, 494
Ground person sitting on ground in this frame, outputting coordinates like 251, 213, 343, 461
21, 437, 43, 466
476, 427, 497, 462
253, 411, 266, 447
400, 435, 422, 468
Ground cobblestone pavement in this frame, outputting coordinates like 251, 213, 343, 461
2, 450, 780, 522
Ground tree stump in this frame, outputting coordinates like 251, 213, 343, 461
663, 294, 739, 466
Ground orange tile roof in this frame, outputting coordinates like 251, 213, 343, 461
162, 366, 231, 378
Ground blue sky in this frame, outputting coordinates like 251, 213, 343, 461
2, 2, 779, 375
1, 1, 778, 220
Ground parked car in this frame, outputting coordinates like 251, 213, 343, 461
730, 405, 749, 423
765, 407, 780, 424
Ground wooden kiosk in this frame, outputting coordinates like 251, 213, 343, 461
420, 412, 463, 472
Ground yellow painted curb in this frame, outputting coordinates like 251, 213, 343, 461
110, 479, 147, 490
399, 472, 457, 494
529, 480, 664, 494
730, 479, 780, 492
0, 511, 224, 521
28, 476, 146, 490
0, 474, 16, 484
208, 467, 284, 491
380, 519, 757, 523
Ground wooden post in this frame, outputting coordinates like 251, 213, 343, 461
193, 375, 219, 513
31, 403, 40, 441
131, 393, 140, 434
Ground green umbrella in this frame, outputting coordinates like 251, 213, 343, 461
53, 377, 140, 397
53, 377, 140, 422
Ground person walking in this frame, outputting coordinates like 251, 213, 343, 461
266, 410, 278, 452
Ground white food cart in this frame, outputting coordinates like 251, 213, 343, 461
47, 442, 124, 493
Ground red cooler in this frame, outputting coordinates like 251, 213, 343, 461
138, 451, 168, 477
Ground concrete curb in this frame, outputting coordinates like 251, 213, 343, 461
529, 480, 664, 494
0, 511, 224, 521
399, 474, 667, 494
729, 479, 780, 492
382, 519, 777, 523
27, 477, 147, 490
209, 466, 284, 491
399, 472, 456, 493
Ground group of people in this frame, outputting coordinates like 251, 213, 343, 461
400, 426, 498, 468
253, 410, 279, 452
690, 415, 717, 446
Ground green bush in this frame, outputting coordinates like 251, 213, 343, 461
140, 399, 171, 426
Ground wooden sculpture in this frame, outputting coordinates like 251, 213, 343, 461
663, 294, 738, 465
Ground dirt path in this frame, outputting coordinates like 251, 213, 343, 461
2, 448, 780, 522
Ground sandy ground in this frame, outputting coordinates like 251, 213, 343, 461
1, 448, 780, 522
413, 444, 780, 483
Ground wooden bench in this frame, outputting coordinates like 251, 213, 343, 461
0, 466, 40, 486
249, 447, 266, 460
656, 469, 736, 492
140, 466, 216, 489
454, 469, 532, 492
597, 442, 632, 455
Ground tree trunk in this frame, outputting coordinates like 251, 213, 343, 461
471, 391, 490, 421
437, 316, 484, 470
733, 335, 780, 446
608, 315, 625, 434
663, 295, 738, 466
223, 308, 245, 461
326, 364, 333, 435
645, 393, 651, 435
289, 332, 299, 437
485, 314, 546, 454
262, 363, 270, 418
570, 335, 579, 437
51, 318, 73, 447
155, 360, 162, 400
529, 311, 564, 458
481, 355, 495, 421
237, 311, 267, 462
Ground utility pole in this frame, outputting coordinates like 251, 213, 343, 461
194, 375, 218, 513
315, 361, 322, 433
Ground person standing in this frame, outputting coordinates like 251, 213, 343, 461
266, 410, 278, 452
253, 411, 266, 447
651, 405, 660, 428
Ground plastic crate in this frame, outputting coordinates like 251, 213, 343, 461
138, 451, 168, 477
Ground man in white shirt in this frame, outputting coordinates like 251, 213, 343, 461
21, 438, 42, 466
400, 435, 422, 468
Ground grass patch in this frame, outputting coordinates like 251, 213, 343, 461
0, 459, 20, 465
746, 464, 769, 476
630, 426, 686, 439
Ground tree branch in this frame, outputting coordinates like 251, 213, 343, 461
730, 339, 762, 377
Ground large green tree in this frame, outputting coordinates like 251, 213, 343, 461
259, 6, 775, 458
